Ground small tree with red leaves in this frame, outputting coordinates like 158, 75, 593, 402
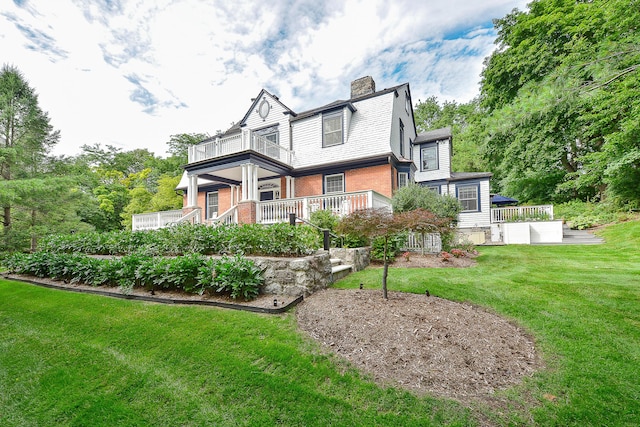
336, 208, 403, 299
337, 208, 456, 299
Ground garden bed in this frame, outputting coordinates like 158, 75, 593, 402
1, 273, 302, 313
297, 288, 542, 408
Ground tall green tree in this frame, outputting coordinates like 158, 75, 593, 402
480, 0, 640, 205
0, 65, 59, 249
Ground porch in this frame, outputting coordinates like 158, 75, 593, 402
131, 190, 392, 231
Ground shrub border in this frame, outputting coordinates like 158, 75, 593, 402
2, 273, 303, 314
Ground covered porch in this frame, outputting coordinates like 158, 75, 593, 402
132, 190, 392, 230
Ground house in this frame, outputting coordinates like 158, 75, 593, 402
412, 127, 493, 243
132, 76, 501, 244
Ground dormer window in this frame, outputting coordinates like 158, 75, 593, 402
421, 144, 438, 171
323, 111, 343, 147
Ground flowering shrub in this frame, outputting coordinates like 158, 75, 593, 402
450, 248, 466, 258
402, 251, 411, 262
440, 251, 452, 261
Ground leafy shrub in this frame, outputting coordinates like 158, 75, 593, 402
214, 254, 263, 300
370, 233, 407, 262
38, 223, 320, 257
450, 248, 466, 258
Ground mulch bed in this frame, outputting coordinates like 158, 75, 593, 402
296, 265, 543, 409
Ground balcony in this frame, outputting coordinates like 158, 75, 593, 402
188, 130, 294, 166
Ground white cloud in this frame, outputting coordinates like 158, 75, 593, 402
1, 0, 528, 157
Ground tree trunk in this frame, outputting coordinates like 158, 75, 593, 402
382, 237, 389, 299
30, 209, 37, 252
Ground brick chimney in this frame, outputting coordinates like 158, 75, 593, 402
350, 76, 376, 99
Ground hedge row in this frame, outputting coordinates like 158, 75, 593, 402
4, 252, 262, 300
39, 223, 320, 256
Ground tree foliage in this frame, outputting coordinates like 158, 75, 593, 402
0, 64, 61, 250
413, 97, 487, 172
479, 0, 640, 206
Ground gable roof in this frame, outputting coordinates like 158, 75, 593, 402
238, 89, 293, 127
290, 82, 409, 123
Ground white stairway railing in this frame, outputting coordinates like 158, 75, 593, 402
491, 205, 554, 223
207, 206, 238, 226
257, 190, 391, 224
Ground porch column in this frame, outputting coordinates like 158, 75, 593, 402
250, 164, 259, 201
240, 164, 259, 202
187, 174, 198, 207
286, 176, 295, 198
241, 164, 248, 201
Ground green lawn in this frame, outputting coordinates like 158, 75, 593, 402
1, 221, 639, 426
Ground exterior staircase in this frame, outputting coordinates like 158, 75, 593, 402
561, 224, 605, 245
330, 258, 353, 282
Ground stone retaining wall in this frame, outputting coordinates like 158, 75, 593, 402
254, 251, 332, 297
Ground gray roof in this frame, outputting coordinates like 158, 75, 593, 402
449, 172, 492, 181
414, 127, 452, 143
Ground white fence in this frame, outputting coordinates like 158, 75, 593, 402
257, 190, 391, 224
188, 131, 293, 165
491, 205, 554, 223
402, 232, 442, 254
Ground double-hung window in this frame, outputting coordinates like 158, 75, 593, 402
323, 112, 343, 147
457, 184, 479, 212
398, 172, 409, 188
206, 191, 219, 219
421, 144, 438, 171
324, 173, 344, 194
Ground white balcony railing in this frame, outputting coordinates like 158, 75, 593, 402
188, 131, 293, 165
257, 190, 391, 224
491, 205, 554, 223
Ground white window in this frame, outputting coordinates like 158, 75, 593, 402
405, 92, 411, 114
398, 172, 409, 188
457, 184, 479, 212
323, 112, 343, 147
206, 192, 219, 219
324, 173, 344, 194
421, 145, 438, 171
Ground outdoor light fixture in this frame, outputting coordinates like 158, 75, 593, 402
359, 283, 363, 289
273, 298, 278, 307
425, 289, 430, 297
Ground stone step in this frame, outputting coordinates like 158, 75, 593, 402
331, 264, 353, 282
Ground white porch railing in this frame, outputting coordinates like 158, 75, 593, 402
132, 210, 184, 230
188, 131, 294, 165
257, 190, 392, 224
207, 206, 238, 226
491, 205, 554, 223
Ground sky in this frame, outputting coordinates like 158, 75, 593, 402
1, 0, 529, 158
